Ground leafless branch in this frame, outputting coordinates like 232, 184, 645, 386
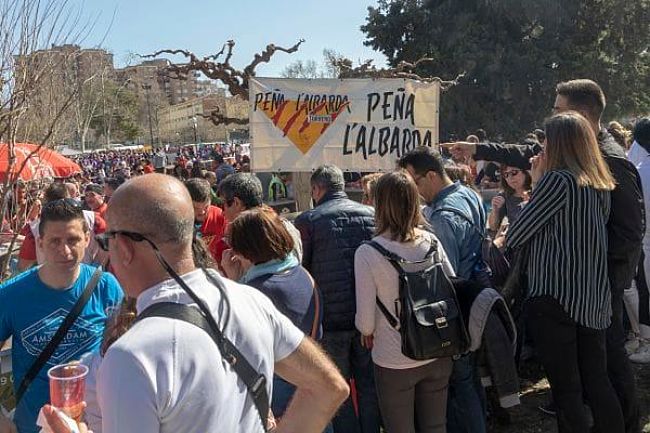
335, 56, 464, 90
200, 110, 249, 126
141, 38, 306, 116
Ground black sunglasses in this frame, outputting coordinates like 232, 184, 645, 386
96, 230, 152, 252
43, 197, 83, 210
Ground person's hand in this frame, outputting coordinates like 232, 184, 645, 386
360, 334, 374, 350
27, 199, 41, 222
41, 405, 90, 433
530, 152, 547, 184
0, 413, 17, 433
440, 142, 477, 160
491, 196, 506, 210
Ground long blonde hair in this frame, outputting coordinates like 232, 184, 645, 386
544, 112, 615, 191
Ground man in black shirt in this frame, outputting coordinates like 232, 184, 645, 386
446, 79, 644, 433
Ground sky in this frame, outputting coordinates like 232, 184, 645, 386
73, 0, 388, 76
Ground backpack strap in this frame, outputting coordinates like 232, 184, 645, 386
136, 302, 270, 431
363, 240, 438, 331
15, 265, 103, 405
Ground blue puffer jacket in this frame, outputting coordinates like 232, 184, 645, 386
294, 191, 375, 332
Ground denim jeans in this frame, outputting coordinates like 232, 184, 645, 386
321, 330, 381, 433
446, 353, 487, 433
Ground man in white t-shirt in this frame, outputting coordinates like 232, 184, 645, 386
83, 174, 348, 433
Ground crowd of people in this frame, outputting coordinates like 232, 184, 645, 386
0, 78, 648, 433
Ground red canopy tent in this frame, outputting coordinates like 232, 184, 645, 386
0, 143, 81, 181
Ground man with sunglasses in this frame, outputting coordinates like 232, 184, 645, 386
94, 173, 348, 433
0, 199, 123, 433
398, 147, 488, 433
444, 79, 644, 433
17, 184, 108, 273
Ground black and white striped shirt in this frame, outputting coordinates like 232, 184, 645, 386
507, 170, 612, 329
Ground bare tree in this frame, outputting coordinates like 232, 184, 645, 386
0, 0, 93, 277
141, 39, 305, 126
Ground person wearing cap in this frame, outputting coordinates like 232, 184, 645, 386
84, 184, 107, 219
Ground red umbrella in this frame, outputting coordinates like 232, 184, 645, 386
0, 143, 81, 181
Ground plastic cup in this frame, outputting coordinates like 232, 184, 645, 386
47, 363, 88, 421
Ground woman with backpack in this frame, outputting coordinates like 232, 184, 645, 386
506, 112, 622, 432
354, 171, 455, 433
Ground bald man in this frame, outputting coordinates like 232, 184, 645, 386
94, 174, 348, 433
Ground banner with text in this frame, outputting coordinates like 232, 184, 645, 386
250, 78, 439, 172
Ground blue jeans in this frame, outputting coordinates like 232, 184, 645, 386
446, 354, 487, 433
321, 330, 381, 433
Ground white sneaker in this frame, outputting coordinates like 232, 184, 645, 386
625, 332, 640, 355
629, 340, 650, 364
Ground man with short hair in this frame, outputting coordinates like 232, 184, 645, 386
217, 173, 302, 264
102, 176, 126, 204
399, 146, 487, 433
0, 199, 123, 433
95, 173, 348, 433
17, 183, 107, 272
184, 178, 227, 261
84, 184, 107, 219
446, 78, 644, 433
294, 164, 379, 433
214, 153, 235, 184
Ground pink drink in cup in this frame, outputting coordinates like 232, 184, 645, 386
47, 363, 88, 421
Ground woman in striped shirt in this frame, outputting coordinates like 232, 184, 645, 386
507, 112, 622, 433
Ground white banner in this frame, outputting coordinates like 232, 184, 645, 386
250, 78, 439, 172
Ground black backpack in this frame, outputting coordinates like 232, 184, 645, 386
364, 240, 470, 360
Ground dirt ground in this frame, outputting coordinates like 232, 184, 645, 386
490, 363, 650, 432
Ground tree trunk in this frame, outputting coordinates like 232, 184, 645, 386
293, 172, 312, 212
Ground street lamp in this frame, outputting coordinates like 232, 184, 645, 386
142, 83, 155, 145
191, 116, 198, 144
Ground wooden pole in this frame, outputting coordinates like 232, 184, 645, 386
293, 172, 312, 212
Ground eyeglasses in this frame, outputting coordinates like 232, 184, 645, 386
96, 230, 152, 252
502, 170, 522, 179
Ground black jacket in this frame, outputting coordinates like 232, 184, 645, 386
294, 191, 375, 332
475, 130, 645, 293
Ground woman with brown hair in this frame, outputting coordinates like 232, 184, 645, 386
487, 164, 532, 248
354, 171, 455, 433
507, 111, 622, 432
220, 206, 324, 425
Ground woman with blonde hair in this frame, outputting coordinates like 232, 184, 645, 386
507, 111, 622, 432
354, 171, 455, 433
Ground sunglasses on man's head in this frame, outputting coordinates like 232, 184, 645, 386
42, 198, 83, 211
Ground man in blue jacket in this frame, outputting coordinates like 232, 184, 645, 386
294, 165, 379, 433
399, 147, 487, 433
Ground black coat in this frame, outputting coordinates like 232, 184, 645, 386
475, 130, 644, 293
294, 191, 375, 332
